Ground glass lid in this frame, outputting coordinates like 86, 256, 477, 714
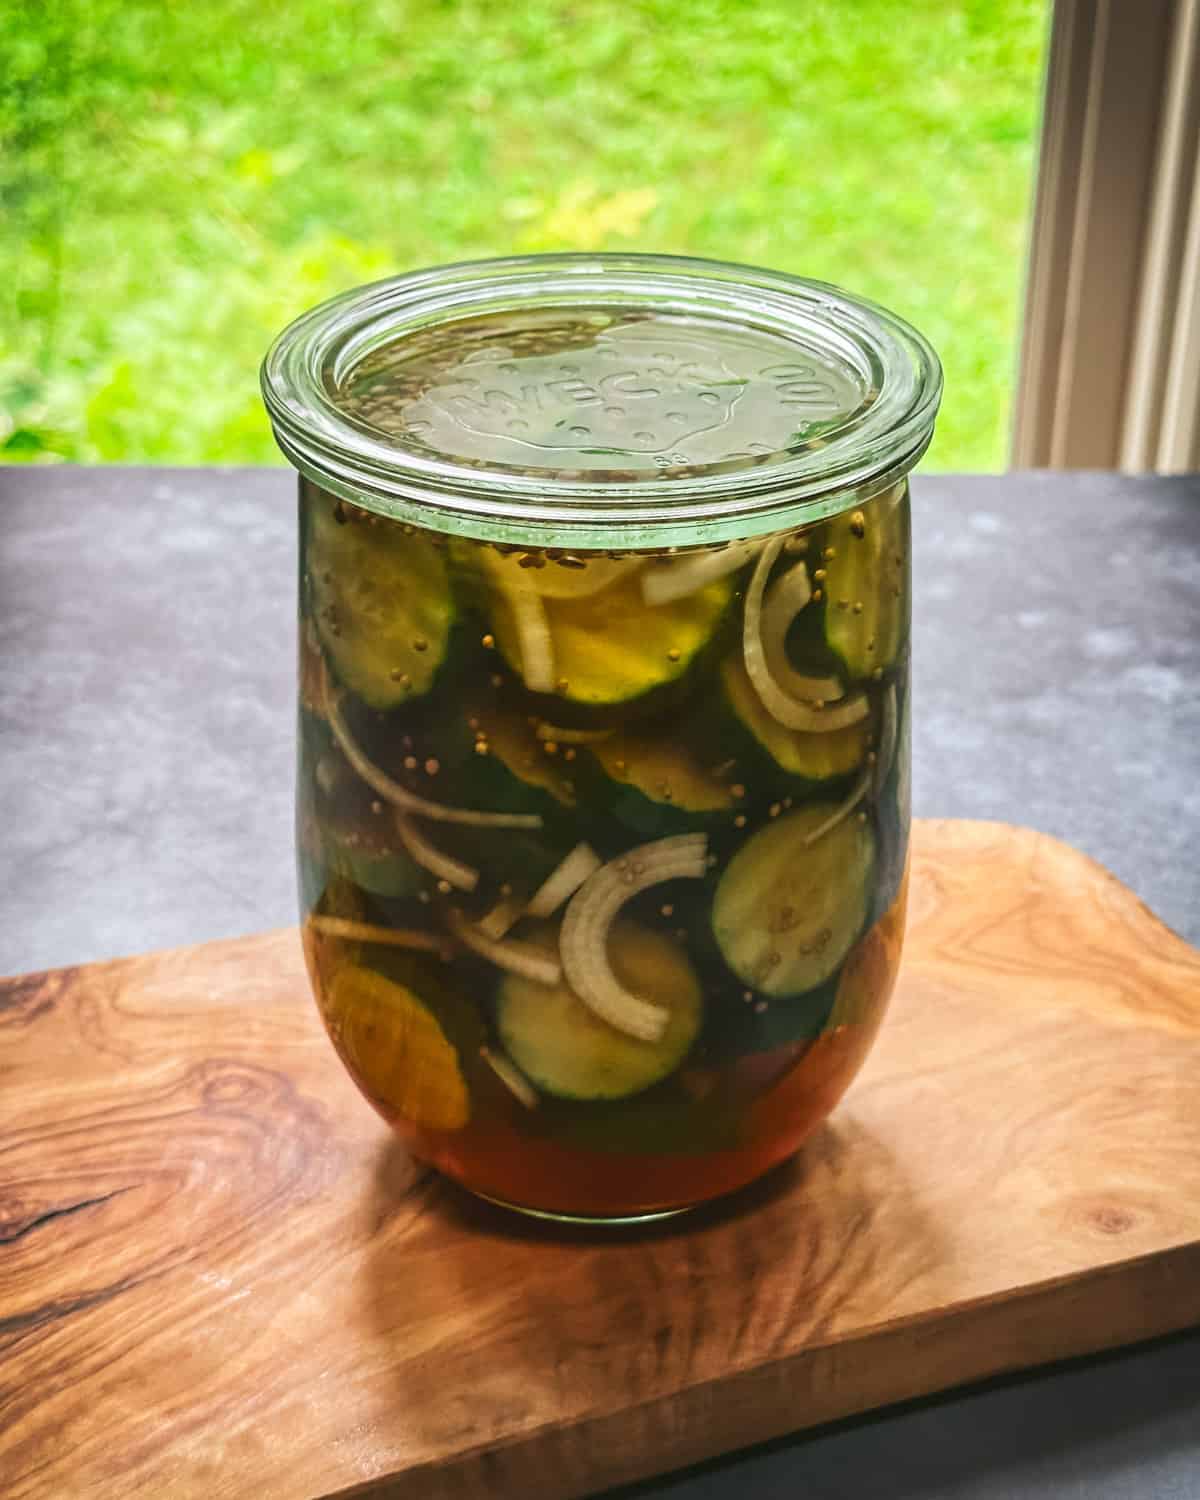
262, 253, 942, 547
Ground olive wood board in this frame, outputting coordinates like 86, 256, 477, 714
2, 819, 1199, 1500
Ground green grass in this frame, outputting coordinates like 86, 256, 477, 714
1, 0, 1047, 470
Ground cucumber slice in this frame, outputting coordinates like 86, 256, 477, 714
301, 869, 375, 973
491, 564, 731, 714
299, 620, 329, 718
538, 1080, 739, 1155
324, 963, 475, 1130
297, 844, 326, 915
435, 824, 572, 900
497, 920, 702, 1100
483, 548, 642, 600
467, 702, 577, 816
297, 708, 333, 912
304, 778, 426, 903
299, 711, 429, 902
411, 697, 578, 862
873, 674, 911, 922
586, 729, 736, 837
830, 877, 907, 1031
823, 483, 909, 677
708, 974, 840, 1056
306, 491, 455, 709
305, 872, 371, 930
431, 703, 579, 892
718, 655, 867, 785
712, 805, 875, 996
328, 834, 425, 902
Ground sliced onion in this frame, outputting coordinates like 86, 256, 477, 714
534, 721, 615, 745
472, 845, 601, 939
477, 894, 526, 941
480, 1046, 539, 1109
800, 766, 872, 847
307, 915, 451, 959
504, 585, 556, 693
874, 683, 898, 799
526, 842, 602, 919
640, 541, 759, 606
743, 539, 869, 733
395, 814, 478, 892
560, 834, 708, 1042
446, 909, 562, 986
760, 560, 845, 703
326, 694, 542, 829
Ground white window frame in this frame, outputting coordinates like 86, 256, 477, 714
1012, 0, 1200, 472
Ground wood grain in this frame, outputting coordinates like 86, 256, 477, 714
2, 819, 1199, 1500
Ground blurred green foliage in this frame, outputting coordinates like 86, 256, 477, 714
1, 0, 1046, 469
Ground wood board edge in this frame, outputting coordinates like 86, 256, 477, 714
328, 1239, 1200, 1500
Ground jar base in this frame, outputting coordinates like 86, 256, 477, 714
472, 1188, 695, 1227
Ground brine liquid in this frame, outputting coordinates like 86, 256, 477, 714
297, 478, 910, 1220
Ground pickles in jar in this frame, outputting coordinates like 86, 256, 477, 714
296, 478, 911, 1218
265, 259, 939, 1220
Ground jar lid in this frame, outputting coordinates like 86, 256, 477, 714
262, 253, 941, 547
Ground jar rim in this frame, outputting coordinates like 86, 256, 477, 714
261, 252, 941, 547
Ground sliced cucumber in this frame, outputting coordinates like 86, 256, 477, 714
894, 682, 911, 830
482, 548, 642, 600
466, 702, 577, 817
301, 869, 377, 974
299, 619, 330, 718
718, 655, 868, 786
306, 489, 455, 709
297, 844, 327, 915
823, 482, 909, 677
497, 920, 702, 1100
299, 712, 429, 902
830, 879, 907, 1031
436, 824, 572, 900
297, 707, 333, 912
429, 702, 579, 893
538, 1080, 739, 1155
324, 962, 478, 1130
707, 975, 840, 1056
306, 871, 371, 930
490, 564, 731, 715
305, 786, 426, 904
328, 832, 425, 902
586, 729, 736, 837
873, 673, 911, 922
712, 804, 875, 996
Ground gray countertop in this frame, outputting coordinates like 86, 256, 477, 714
2, 465, 1198, 1498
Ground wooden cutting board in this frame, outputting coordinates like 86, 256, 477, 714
3, 819, 1199, 1500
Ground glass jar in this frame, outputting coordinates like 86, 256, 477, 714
262, 254, 941, 1223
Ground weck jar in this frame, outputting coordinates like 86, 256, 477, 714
261, 253, 942, 1223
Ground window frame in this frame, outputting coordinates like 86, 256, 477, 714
1012, 0, 1200, 472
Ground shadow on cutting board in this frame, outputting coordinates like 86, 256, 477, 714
354, 1116, 943, 1495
